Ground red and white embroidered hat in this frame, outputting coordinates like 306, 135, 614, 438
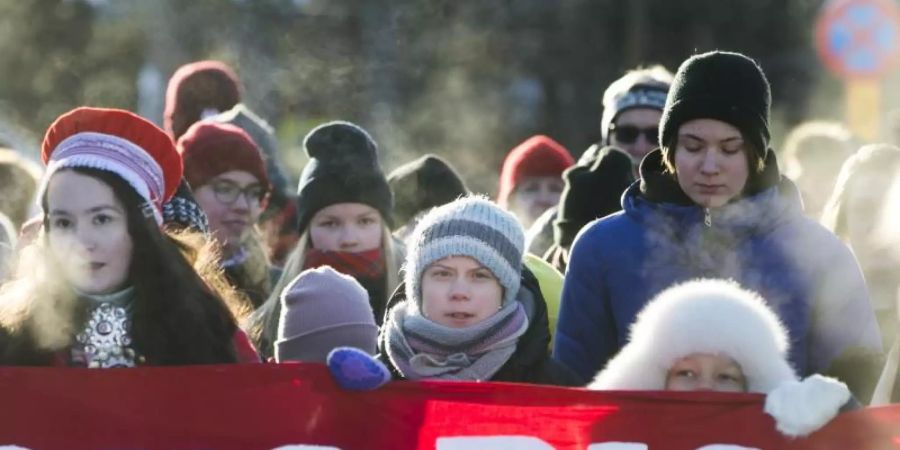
39, 107, 183, 224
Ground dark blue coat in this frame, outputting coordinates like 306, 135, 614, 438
553, 150, 882, 382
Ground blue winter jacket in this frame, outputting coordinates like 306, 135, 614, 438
553, 150, 882, 382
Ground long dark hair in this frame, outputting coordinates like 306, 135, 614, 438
0, 167, 239, 365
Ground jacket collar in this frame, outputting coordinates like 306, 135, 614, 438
625, 149, 803, 235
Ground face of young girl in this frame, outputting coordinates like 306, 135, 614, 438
308, 203, 383, 252
193, 170, 265, 256
509, 176, 564, 229
46, 171, 133, 295
665, 352, 747, 393
421, 256, 503, 328
674, 118, 750, 208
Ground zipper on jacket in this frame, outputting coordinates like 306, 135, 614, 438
704, 208, 712, 227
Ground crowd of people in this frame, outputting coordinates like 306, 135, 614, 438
0, 49, 896, 437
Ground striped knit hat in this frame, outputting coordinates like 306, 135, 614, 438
40, 107, 182, 225
405, 195, 525, 308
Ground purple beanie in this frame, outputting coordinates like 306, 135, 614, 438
275, 266, 378, 363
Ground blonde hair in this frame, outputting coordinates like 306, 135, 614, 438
247, 224, 399, 355
174, 230, 254, 321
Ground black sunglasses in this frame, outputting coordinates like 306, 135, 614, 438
610, 124, 659, 145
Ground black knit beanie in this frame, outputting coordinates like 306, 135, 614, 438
296, 121, 393, 233
659, 51, 771, 160
387, 154, 469, 228
553, 146, 633, 248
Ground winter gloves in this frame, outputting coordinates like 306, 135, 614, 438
327, 347, 392, 391
764, 374, 852, 438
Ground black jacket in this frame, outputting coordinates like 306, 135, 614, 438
542, 145, 634, 273
377, 267, 584, 387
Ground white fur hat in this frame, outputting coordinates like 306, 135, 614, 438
589, 278, 798, 393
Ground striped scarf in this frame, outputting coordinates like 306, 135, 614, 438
383, 299, 528, 381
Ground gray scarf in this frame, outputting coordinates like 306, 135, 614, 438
383, 299, 528, 381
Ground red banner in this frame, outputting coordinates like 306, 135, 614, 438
0, 363, 897, 449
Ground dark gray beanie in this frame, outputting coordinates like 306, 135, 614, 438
388, 154, 469, 228
295, 121, 393, 233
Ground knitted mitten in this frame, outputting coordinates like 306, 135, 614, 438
764, 374, 851, 437
327, 347, 391, 391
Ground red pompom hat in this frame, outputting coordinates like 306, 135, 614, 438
164, 60, 241, 140
177, 121, 270, 191
40, 107, 183, 225
497, 135, 574, 208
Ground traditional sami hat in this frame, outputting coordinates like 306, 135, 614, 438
40, 107, 183, 224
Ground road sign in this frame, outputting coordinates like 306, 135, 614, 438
815, 0, 900, 79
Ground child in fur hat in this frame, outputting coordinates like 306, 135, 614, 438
589, 278, 853, 437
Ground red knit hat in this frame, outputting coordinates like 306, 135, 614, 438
177, 121, 270, 192
40, 107, 183, 224
497, 135, 574, 207
164, 60, 241, 140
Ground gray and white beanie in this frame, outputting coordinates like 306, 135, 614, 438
405, 195, 525, 308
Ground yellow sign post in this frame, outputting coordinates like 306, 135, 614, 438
845, 78, 881, 141
815, 0, 900, 142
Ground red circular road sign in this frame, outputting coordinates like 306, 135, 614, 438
815, 0, 900, 78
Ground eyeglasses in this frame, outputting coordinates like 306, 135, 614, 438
210, 180, 267, 205
610, 124, 659, 145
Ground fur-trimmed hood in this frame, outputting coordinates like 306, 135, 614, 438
589, 278, 797, 393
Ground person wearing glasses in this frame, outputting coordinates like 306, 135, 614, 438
555, 51, 882, 400
600, 65, 673, 174
525, 66, 672, 259
178, 121, 275, 310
